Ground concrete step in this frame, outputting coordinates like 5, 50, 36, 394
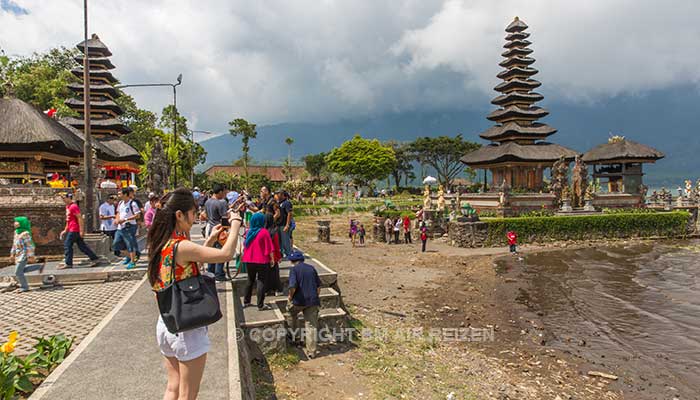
230, 259, 338, 292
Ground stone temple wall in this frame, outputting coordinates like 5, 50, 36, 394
0, 187, 67, 256
448, 220, 489, 248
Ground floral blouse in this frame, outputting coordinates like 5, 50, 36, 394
152, 231, 199, 291
11, 231, 35, 262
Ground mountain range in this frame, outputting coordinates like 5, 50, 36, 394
200, 85, 700, 187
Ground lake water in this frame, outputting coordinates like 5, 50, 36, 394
504, 241, 700, 399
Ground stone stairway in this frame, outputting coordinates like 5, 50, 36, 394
233, 255, 349, 352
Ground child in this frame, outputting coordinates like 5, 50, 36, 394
358, 224, 366, 246
507, 230, 518, 254
10, 217, 45, 292
420, 222, 428, 252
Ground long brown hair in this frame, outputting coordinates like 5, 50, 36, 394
147, 188, 196, 286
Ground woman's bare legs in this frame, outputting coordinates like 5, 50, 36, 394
163, 356, 180, 400
178, 353, 207, 400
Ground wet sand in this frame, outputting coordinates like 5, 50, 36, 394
500, 240, 700, 400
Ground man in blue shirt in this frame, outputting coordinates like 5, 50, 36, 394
286, 251, 321, 358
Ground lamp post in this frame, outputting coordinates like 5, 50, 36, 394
82, 0, 95, 231
116, 74, 182, 188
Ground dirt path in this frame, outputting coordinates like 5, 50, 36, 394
265, 212, 623, 399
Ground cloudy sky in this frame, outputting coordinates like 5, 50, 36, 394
2, 0, 700, 137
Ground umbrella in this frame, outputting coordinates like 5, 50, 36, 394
423, 176, 437, 185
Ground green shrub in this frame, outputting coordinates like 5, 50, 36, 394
484, 211, 690, 246
374, 209, 415, 219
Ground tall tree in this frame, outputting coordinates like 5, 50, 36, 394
0, 46, 78, 115
228, 118, 257, 189
282, 137, 295, 181
385, 140, 416, 189
409, 135, 480, 189
303, 152, 328, 182
325, 135, 396, 187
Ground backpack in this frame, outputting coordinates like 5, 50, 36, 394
122, 199, 143, 222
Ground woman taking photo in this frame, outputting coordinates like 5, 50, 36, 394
148, 188, 242, 400
242, 212, 275, 310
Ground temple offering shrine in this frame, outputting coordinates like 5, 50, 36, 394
461, 17, 576, 191
583, 136, 664, 195
63, 34, 140, 187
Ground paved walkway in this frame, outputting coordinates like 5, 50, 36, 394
29, 223, 241, 400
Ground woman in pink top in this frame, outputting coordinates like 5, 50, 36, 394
241, 212, 274, 310
144, 196, 160, 229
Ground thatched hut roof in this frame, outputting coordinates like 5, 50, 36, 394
67, 82, 120, 98
479, 122, 556, 141
581, 138, 664, 163
461, 141, 578, 167
0, 98, 83, 156
62, 116, 131, 135
96, 136, 142, 163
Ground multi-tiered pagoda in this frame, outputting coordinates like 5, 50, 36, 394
63, 34, 141, 187
461, 17, 576, 191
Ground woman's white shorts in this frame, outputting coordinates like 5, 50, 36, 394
156, 316, 210, 362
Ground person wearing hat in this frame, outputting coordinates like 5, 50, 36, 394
286, 250, 321, 359
58, 193, 100, 269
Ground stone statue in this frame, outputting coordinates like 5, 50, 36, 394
571, 156, 588, 208
423, 185, 431, 210
685, 180, 693, 199
638, 183, 648, 204
147, 137, 169, 196
437, 185, 446, 211
498, 191, 506, 207
550, 156, 569, 206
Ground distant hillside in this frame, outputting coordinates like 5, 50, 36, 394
201, 86, 700, 187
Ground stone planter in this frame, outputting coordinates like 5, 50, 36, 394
317, 220, 331, 243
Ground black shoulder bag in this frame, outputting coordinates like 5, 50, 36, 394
156, 241, 222, 334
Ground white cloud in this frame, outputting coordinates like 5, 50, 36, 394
1, 0, 699, 132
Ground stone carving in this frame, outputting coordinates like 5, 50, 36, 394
550, 156, 569, 206
685, 180, 693, 199
437, 185, 446, 211
571, 156, 588, 208
638, 183, 648, 204
147, 137, 169, 195
423, 185, 431, 210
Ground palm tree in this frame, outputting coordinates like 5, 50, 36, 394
228, 118, 257, 190
285, 137, 294, 166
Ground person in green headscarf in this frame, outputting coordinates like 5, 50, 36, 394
10, 217, 44, 292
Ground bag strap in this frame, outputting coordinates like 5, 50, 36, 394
169, 240, 181, 284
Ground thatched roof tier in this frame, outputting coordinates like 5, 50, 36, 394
506, 17, 528, 33
461, 142, 577, 166
62, 117, 131, 135
479, 122, 556, 141
65, 98, 123, 114
503, 39, 532, 49
0, 99, 83, 156
506, 32, 529, 41
57, 120, 118, 160
74, 56, 114, 70
581, 139, 664, 163
67, 83, 120, 98
77, 34, 112, 57
70, 68, 118, 84
501, 47, 533, 58
496, 66, 538, 80
96, 136, 142, 163
494, 78, 541, 93
487, 106, 549, 122
491, 92, 543, 106
499, 56, 535, 68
